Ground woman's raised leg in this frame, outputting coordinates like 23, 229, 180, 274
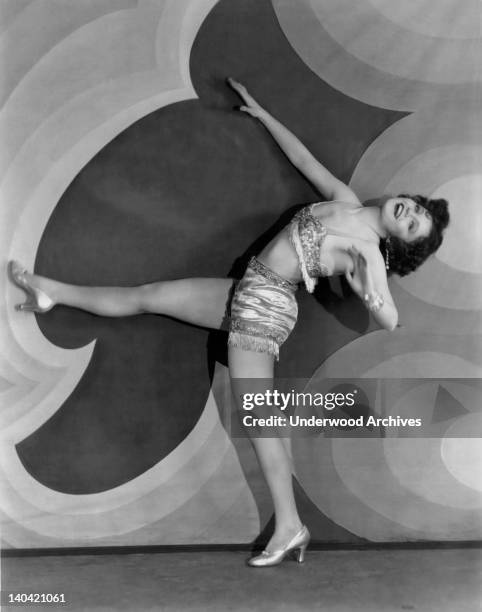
8, 261, 234, 329
228, 345, 304, 555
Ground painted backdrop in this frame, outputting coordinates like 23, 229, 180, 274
1, 0, 481, 548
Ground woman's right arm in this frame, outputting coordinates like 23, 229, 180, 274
345, 246, 399, 331
227, 78, 360, 205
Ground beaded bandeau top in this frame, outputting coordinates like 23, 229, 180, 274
289, 204, 330, 293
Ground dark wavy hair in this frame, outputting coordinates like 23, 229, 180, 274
380, 194, 450, 277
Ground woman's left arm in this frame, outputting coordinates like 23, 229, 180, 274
345, 246, 399, 331
227, 78, 360, 204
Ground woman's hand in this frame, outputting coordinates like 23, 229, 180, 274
227, 77, 265, 119
345, 245, 373, 298
346, 246, 398, 330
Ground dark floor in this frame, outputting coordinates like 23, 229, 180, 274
1, 548, 481, 612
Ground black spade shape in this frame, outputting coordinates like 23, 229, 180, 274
16, 0, 403, 493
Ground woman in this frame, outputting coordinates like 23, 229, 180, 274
8, 78, 449, 567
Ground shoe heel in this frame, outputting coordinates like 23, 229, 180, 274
294, 544, 307, 563
8, 260, 54, 313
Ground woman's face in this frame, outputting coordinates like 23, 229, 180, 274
382, 197, 433, 243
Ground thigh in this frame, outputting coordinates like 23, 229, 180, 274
229, 346, 275, 418
142, 277, 235, 329
228, 345, 274, 379
229, 347, 290, 441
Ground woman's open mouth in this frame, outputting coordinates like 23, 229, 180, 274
394, 202, 404, 219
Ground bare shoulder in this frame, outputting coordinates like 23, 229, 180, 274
315, 200, 361, 212
333, 200, 363, 210
331, 183, 362, 206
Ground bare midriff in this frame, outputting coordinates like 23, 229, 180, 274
257, 226, 304, 283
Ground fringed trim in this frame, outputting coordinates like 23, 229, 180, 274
289, 218, 317, 294
228, 332, 280, 360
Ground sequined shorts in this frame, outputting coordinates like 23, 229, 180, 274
228, 257, 298, 360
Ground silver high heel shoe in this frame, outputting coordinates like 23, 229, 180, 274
247, 525, 310, 567
8, 260, 54, 313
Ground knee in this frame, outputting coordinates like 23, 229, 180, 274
137, 282, 165, 313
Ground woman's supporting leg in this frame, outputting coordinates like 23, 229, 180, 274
12, 267, 234, 329
13, 263, 303, 547
228, 346, 303, 552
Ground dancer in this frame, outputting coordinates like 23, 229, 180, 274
8, 78, 449, 567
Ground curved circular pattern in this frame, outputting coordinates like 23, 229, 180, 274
292, 336, 482, 540
330, 437, 481, 539
293, 430, 481, 541
383, 439, 482, 510
361, 352, 482, 379
308, 0, 480, 85
378, 153, 482, 277
272, 0, 481, 109
442, 436, 482, 492
2, 0, 481, 548
292, 434, 430, 542
0, 0, 262, 547
349, 102, 482, 312
308, 331, 482, 380
276, 0, 482, 543
430, 174, 482, 274
367, 0, 480, 40
349, 104, 482, 201
384, 380, 475, 434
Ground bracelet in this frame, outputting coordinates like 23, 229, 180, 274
363, 292, 384, 313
